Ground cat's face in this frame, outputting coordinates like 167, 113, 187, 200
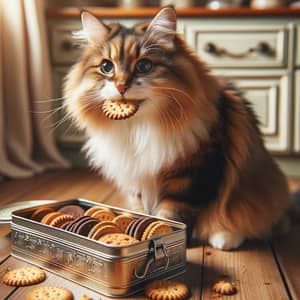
64, 8, 214, 134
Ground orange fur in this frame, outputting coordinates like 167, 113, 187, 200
64, 8, 290, 249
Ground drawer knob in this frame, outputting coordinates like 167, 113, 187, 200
204, 42, 217, 54
256, 42, 273, 55
204, 42, 274, 58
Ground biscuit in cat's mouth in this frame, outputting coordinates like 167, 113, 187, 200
102, 99, 143, 120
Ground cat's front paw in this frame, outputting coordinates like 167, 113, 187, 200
208, 231, 245, 251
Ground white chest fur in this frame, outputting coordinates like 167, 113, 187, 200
84, 120, 201, 211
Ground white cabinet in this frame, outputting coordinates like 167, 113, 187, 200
50, 24, 83, 64
296, 25, 300, 66
295, 70, 300, 153
184, 19, 293, 153
213, 70, 290, 153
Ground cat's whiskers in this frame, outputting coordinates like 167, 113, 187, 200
165, 104, 183, 133
49, 106, 71, 126
47, 98, 95, 132
164, 93, 185, 119
133, 85, 195, 106
48, 110, 73, 134
164, 110, 176, 133
49, 91, 109, 134
149, 95, 181, 134
30, 105, 66, 128
34, 97, 65, 103
152, 86, 196, 105
30, 106, 63, 114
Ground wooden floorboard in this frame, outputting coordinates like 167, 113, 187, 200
0, 228, 10, 263
16, 170, 96, 202
185, 246, 204, 300
0, 170, 299, 299
271, 225, 300, 300
0, 172, 58, 205
0, 169, 115, 204
202, 241, 289, 300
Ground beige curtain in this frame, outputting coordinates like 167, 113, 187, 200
0, 0, 69, 179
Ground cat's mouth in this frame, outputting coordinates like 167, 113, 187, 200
101, 99, 145, 120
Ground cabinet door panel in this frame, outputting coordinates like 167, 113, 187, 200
214, 71, 290, 153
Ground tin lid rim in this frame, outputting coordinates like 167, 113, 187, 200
0, 200, 57, 224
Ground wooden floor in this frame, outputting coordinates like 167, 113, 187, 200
0, 169, 300, 300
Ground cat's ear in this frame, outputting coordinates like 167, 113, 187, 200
81, 12, 110, 45
145, 7, 177, 44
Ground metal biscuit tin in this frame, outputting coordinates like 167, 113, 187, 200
10, 199, 186, 297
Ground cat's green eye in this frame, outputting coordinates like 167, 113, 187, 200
100, 59, 115, 75
135, 59, 152, 74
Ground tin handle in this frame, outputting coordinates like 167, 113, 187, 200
134, 257, 155, 279
134, 239, 170, 279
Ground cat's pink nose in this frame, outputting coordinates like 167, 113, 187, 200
117, 84, 128, 95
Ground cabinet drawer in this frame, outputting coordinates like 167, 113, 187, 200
295, 71, 300, 153
214, 71, 290, 153
50, 23, 83, 65
186, 25, 288, 68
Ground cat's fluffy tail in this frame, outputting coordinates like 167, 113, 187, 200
273, 189, 300, 235
288, 189, 300, 224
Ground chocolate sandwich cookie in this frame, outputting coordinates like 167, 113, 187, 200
74, 217, 99, 236
133, 217, 156, 240
58, 205, 84, 219
125, 218, 141, 236
68, 216, 91, 233
60, 220, 73, 230
64, 219, 77, 231
63, 216, 88, 232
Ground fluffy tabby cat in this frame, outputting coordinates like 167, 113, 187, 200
64, 7, 292, 250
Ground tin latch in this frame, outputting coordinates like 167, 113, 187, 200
134, 238, 170, 279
